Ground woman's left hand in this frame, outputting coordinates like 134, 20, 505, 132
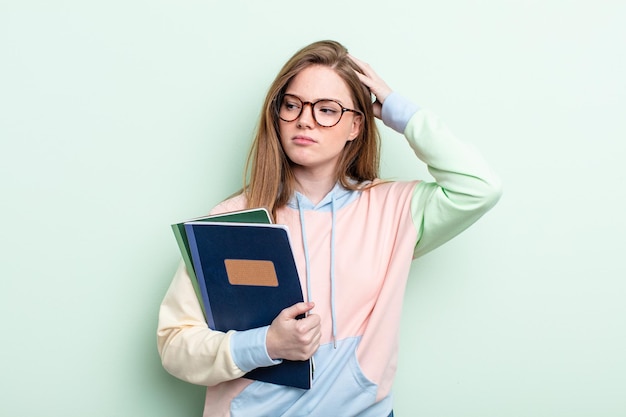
349, 54, 393, 119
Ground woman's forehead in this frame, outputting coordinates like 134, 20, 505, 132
285, 65, 353, 103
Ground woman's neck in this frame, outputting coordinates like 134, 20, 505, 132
292, 167, 337, 206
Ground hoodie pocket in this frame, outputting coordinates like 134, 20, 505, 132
231, 340, 380, 417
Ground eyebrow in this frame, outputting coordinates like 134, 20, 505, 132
283, 92, 348, 106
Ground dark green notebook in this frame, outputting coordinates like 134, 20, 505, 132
171, 207, 272, 315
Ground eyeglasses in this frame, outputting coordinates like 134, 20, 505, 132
278, 94, 363, 127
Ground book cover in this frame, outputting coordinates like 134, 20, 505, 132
171, 208, 272, 315
184, 221, 311, 389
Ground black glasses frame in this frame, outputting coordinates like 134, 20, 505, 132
277, 94, 363, 127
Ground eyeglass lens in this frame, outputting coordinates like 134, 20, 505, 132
279, 95, 345, 127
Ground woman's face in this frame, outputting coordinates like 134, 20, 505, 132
278, 65, 362, 177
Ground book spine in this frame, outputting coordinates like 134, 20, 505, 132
184, 224, 216, 329
171, 224, 207, 317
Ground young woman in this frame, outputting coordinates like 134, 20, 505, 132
157, 40, 502, 417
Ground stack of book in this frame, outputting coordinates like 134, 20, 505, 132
171, 208, 312, 389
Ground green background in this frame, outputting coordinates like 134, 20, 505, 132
1, 0, 625, 416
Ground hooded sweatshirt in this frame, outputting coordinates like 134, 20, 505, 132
157, 93, 502, 417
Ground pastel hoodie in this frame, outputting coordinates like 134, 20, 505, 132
157, 93, 502, 417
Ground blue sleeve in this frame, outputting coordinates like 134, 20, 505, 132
381, 92, 420, 133
229, 326, 282, 372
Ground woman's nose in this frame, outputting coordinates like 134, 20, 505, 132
296, 102, 316, 127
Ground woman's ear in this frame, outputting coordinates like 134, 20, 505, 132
347, 114, 363, 141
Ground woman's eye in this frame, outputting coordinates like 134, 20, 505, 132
319, 107, 338, 114
284, 102, 301, 111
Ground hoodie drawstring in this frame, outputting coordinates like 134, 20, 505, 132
329, 195, 337, 348
296, 194, 313, 305
296, 193, 338, 349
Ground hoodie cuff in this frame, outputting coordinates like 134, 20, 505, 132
381, 92, 421, 134
230, 326, 282, 372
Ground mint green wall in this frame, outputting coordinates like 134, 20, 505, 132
1, 1, 625, 416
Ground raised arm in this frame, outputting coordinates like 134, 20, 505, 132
350, 55, 502, 258
399, 102, 503, 257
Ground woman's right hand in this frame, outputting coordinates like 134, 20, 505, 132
349, 54, 393, 120
266, 302, 321, 361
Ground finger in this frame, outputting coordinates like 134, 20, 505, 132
295, 313, 321, 333
349, 54, 386, 88
297, 319, 322, 351
348, 54, 375, 83
349, 55, 392, 101
372, 101, 382, 119
281, 301, 315, 320
354, 70, 375, 89
348, 54, 374, 76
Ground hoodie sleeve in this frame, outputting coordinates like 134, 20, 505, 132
157, 195, 281, 385
381, 93, 503, 258
157, 261, 245, 386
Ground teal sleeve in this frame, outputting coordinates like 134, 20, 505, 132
230, 326, 282, 372
381, 92, 420, 133
404, 110, 503, 258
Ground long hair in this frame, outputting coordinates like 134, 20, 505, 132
244, 40, 380, 216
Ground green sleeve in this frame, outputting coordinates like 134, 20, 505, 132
405, 109, 503, 258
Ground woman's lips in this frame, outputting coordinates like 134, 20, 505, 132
292, 135, 317, 145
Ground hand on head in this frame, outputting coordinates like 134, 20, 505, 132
266, 302, 321, 361
348, 54, 393, 119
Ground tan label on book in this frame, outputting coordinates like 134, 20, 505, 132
224, 259, 279, 287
